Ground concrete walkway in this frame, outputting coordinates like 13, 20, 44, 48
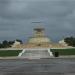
0, 58, 75, 75
0, 55, 75, 60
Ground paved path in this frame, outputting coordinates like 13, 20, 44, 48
0, 58, 75, 75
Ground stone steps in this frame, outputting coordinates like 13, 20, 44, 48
21, 49, 50, 59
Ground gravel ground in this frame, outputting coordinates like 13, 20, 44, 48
0, 58, 75, 75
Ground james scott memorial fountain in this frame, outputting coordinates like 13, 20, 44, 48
18, 27, 53, 59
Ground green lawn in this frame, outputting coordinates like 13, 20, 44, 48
0, 48, 75, 57
0, 50, 22, 57
51, 48, 75, 55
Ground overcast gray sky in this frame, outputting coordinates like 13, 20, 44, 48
0, 0, 75, 42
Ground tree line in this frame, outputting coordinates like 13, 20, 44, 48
0, 39, 22, 48
0, 36, 75, 48
64, 36, 75, 47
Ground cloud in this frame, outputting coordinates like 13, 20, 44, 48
0, 0, 70, 19
0, 0, 75, 42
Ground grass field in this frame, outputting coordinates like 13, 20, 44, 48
0, 50, 22, 57
51, 48, 75, 55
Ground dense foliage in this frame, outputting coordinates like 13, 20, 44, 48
64, 36, 75, 47
0, 39, 22, 48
